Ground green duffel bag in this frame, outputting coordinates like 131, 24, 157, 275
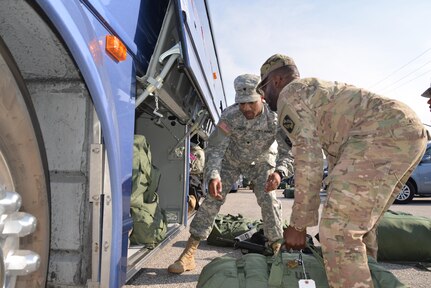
269, 246, 406, 288
207, 214, 263, 247
198, 243, 406, 288
197, 253, 269, 288
368, 257, 408, 288
131, 135, 152, 208
377, 210, 431, 262
129, 193, 167, 248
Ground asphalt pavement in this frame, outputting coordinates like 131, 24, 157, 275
125, 189, 431, 288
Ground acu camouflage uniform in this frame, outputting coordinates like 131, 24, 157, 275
277, 77, 427, 288
190, 75, 294, 243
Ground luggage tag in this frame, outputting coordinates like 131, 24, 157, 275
298, 251, 316, 288
299, 279, 316, 288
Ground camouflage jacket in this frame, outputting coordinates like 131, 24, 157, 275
277, 77, 425, 228
205, 102, 293, 181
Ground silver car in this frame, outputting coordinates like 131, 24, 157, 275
395, 142, 431, 204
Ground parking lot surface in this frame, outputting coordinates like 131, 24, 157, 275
126, 189, 431, 288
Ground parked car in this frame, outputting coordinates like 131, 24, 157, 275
395, 142, 431, 204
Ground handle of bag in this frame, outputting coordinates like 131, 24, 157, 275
268, 239, 325, 287
267, 240, 285, 288
236, 258, 246, 288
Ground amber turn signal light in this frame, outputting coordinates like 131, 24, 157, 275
105, 35, 127, 62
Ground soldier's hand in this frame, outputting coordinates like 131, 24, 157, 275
264, 172, 281, 192
283, 226, 307, 250
208, 178, 223, 200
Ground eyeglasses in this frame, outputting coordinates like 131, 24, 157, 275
257, 79, 271, 95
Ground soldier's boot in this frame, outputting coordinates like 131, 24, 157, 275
167, 236, 200, 274
188, 195, 197, 214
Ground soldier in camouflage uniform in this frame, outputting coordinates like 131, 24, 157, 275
168, 73, 294, 274
257, 54, 428, 288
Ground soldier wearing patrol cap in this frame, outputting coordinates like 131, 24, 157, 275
258, 54, 428, 288
168, 73, 294, 274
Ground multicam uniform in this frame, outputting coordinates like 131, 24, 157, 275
190, 102, 293, 242
277, 77, 427, 288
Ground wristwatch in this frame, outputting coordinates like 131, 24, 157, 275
274, 169, 286, 179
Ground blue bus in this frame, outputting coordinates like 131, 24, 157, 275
0, 0, 226, 287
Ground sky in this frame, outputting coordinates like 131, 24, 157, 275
207, 0, 431, 128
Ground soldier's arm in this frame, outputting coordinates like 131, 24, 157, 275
204, 119, 231, 182
278, 90, 323, 229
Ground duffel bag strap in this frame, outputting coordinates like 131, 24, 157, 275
236, 258, 246, 288
306, 243, 325, 267
268, 239, 285, 287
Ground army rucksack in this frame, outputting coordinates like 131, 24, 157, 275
129, 135, 167, 247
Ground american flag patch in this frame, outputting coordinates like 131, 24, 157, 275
218, 120, 232, 135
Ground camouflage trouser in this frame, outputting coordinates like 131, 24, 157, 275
320, 124, 427, 288
190, 159, 283, 242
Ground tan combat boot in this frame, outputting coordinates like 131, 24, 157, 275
167, 236, 200, 274
188, 195, 197, 214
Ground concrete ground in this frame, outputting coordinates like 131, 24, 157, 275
125, 189, 431, 288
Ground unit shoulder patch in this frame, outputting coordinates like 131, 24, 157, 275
282, 114, 295, 133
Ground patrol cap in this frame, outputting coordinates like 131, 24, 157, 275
422, 84, 431, 98
234, 74, 262, 103
257, 54, 296, 92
